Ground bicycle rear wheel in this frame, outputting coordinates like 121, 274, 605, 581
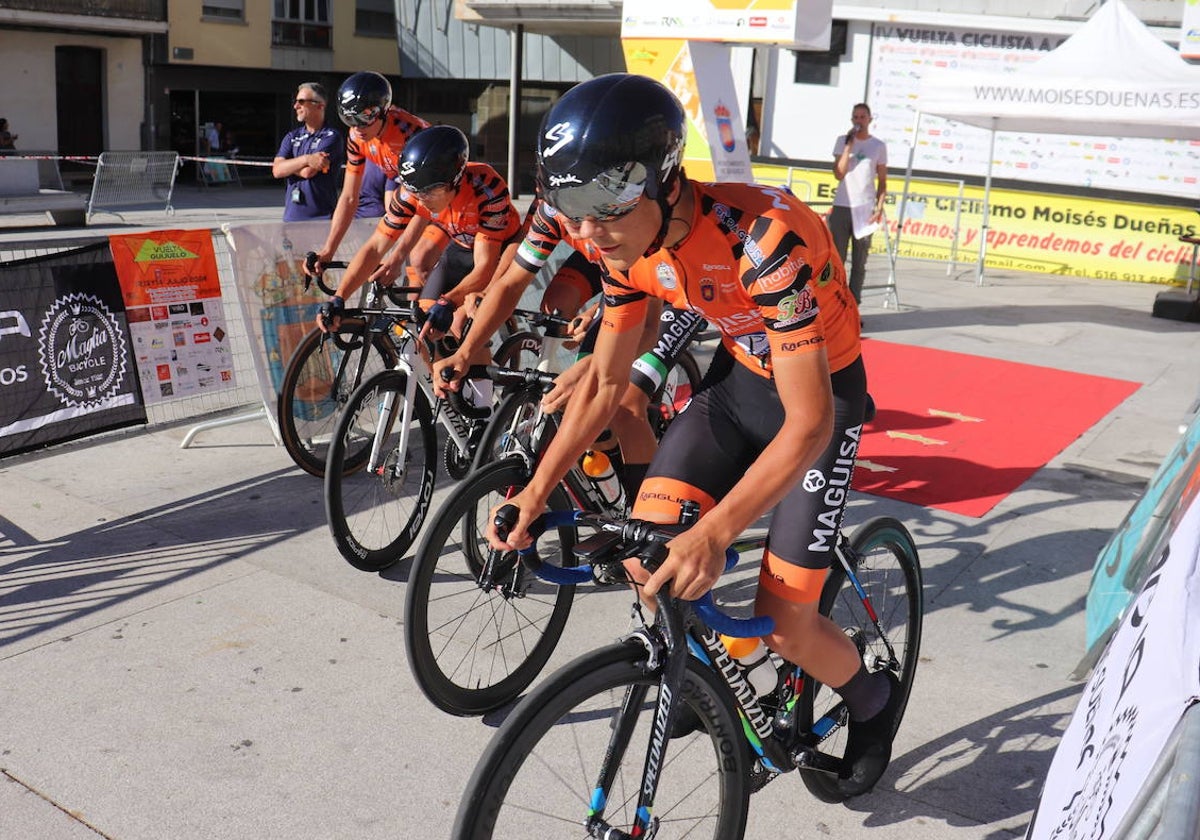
453, 642, 751, 839
799, 516, 923, 802
404, 459, 578, 715
277, 320, 397, 478
324, 369, 438, 572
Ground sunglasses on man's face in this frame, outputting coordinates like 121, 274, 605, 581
543, 163, 648, 225
404, 181, 453, 197
294, 98, 324, 106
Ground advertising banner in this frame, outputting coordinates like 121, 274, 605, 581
622, 39, 753, 183
1182, 0, 1200, 60
753, 162, 1199, 285
223, 219, 379, 409
0, 242, 146, 457
1026, 487, 1200, 840
867, 22, 1199, 200
620, 0, 831, 51
109, 230, 234, 405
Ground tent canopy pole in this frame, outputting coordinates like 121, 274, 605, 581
976, 119, 997, 286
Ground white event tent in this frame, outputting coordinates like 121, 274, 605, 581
905, 0, 1200, 284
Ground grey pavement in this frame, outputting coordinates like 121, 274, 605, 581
2, 182, 1200, 839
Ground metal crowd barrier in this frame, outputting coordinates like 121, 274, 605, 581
87, 151, 180, 222
1111, 702, 1200, 840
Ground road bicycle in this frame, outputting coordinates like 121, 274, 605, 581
452, 506, 922, 838
401, 347, 711, 718
277, 253, 571, 479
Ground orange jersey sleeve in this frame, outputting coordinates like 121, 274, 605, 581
345, 106, 430, 178
617, 181, 860, 377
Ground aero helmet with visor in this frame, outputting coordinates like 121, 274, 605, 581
536, 73, 686, 225
337, 71, 392, 128
399, 126, 469, 194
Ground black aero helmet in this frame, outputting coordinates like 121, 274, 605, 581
536, 73, 686, 225
337, 71, 392, 128
399, 126, 469, 193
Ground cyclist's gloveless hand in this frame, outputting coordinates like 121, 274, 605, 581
542, 355, 591, 414
643, 523, 727, 601
432, 352, 467, 398
485, 490, 543, 552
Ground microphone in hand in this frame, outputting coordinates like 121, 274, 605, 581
845, 128, 856, 144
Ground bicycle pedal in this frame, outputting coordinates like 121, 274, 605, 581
790, 746, 846, 777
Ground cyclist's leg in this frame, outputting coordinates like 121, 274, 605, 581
406, 224, 448, 287
539, 249, 599, 317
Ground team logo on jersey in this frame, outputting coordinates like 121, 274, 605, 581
802, 470, 826, 493
699, 276, 716, 301
655, 262, 678, 290
774, 287, 817, 328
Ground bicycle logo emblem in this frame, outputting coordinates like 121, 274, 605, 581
38, 293, 129, 408
802, 469, 826, 492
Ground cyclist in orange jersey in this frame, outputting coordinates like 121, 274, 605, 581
304, 71, 443, 284
434, 192, 704, 499
315, 125, 521, 348
483, 73, 900, 798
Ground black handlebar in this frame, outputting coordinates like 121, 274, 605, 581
492, 507, 775, 638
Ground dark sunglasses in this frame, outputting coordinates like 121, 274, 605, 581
542, 162, 647, 224
403, 181, 453, 197
294, 98, 324, 106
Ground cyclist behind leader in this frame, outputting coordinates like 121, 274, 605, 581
481, 73, 901, 798
302, 70, 446, 288
434, 189, 709, 503
314, 124, 522, 379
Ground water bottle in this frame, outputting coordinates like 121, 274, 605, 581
720, 635, 778, 698
581, 448, 624, 508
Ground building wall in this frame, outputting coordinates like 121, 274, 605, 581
397, 0, 624, 81
0, 28, 144, 153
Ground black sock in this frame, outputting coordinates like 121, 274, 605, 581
836, 665, 890, 723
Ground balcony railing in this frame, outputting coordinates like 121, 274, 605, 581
0, 0, 166, 21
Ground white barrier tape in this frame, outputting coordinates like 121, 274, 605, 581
0, 154, 99, 164
181, 155, 273, 167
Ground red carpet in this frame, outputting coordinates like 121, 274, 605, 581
852, 339, 1141, 517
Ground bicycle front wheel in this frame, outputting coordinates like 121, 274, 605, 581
277, 320, 397, 478
404, 459, 578, 715
800, 515, 923, 803
468, 384, 543, 473
324, 369, 437, 572
453, 642, 751, 839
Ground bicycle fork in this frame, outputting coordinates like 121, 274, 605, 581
367, 355, 419, 480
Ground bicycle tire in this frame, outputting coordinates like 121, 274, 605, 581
467, 384, 543, 474
453, 641, 751, 839
799, 516, 923, 803
277, 320, 398, 478
324, 368, 438, 572
492, 329, 543, 371
404, 458, 579, 716
647, 348, 703, 440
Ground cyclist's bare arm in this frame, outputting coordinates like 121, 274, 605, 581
486, 313, 643, 551
643, 348, 836, 600
432, 256, 537, 395
307, 167, 365, 274
314, 227, 410, 333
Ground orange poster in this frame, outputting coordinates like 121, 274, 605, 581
108, 230, 235, 404
109, 229, 221, 307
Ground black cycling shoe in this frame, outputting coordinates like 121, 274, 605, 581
837, 670, 904, 797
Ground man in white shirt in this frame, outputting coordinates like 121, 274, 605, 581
831, 103, 887, 304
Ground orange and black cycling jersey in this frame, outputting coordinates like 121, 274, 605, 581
376, 161, 521, 249
345, 106, 430, 179
512, 198, 603, 272
599, 181, 860, 377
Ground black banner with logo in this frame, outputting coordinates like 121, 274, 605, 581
0, 242, 146, 457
